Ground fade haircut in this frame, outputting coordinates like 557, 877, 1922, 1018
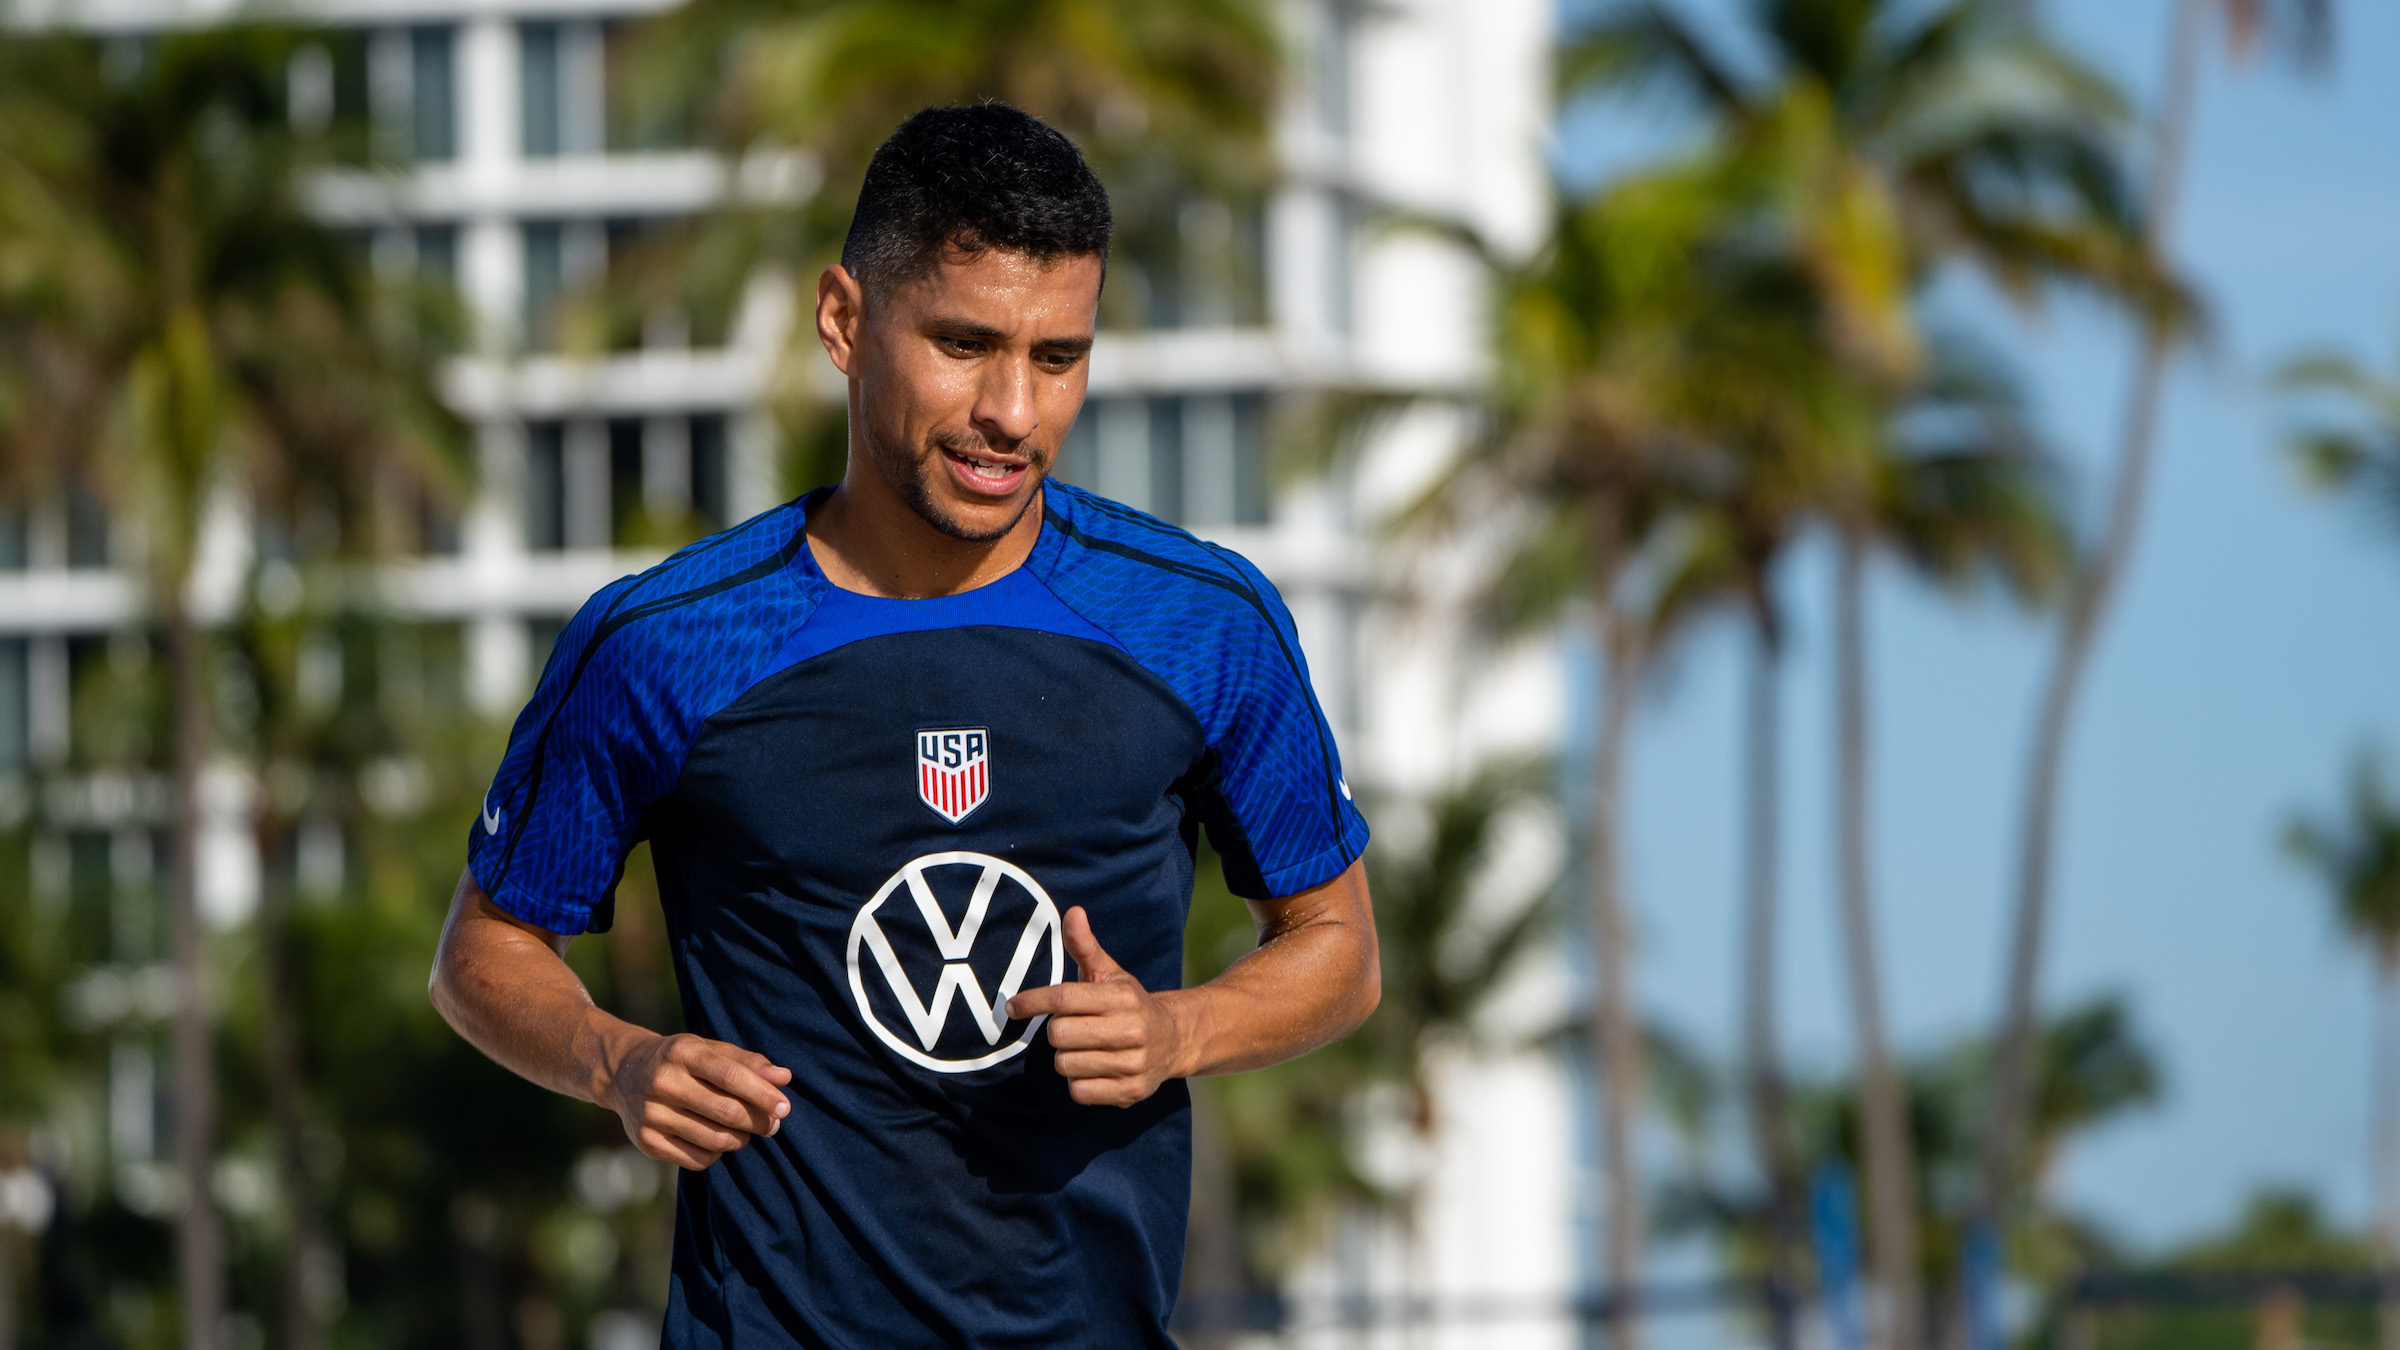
840, 104, 1113, 301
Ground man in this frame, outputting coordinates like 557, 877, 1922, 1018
429, 104, 1378, 1348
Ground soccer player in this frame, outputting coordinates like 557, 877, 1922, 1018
429, 104, 1378, 1348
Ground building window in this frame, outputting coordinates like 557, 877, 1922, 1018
525, 421, 565, 551
1326, 195, 1357, 340
0, 502, 26, 571
528, 415, 732, 551
691, 414, 729, 527
1314, 1, 1354, 141
1107, 194, 1269, 333
0, 638, 26, 773
603, 20, 694, 152
522, 220, 604, 352
415, 224, 458, 284
66, 480, 109, 568
521, 20, 605, 158
374, 26, 455, 163
522, 221, 563, 350
1056, 394, 1270, 527
411, 26, 455, 160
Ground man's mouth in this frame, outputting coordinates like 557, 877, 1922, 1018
941, 443, 1031, 495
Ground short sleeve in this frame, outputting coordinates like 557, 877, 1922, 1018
466, 579, 680, 935
1189, 555, 1370, 899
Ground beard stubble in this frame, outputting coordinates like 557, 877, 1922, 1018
872, 424, 1050, 544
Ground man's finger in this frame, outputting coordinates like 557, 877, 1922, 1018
1061, 907, 1124, 983
1043, 1013, 1147, 1053
1007, 980, 1134, 1020
681, 1043, 794, 1125
647, 1099, 756, 1154
716, 1041, 795, 1086
1053, 1049, 1147, 1080
1067, 1077, 1143, 1108
655, 1064, 776, 1134
637, 1127, 722, 1172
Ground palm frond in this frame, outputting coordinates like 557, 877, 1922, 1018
2274, 350, 2400, 544
1558, 2, 1752, 117
2283, 749, 2400, 966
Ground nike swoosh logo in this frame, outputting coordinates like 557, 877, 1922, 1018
481, 793, 504, 836
1338, 778, 1353, 801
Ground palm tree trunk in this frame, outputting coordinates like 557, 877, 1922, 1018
0, 1181, 13, 1350
166, 597, 224, 1350
256, 814, 322, 1350
1833, 528, 1919, 1350
1982, 0, 2205, 1245
2376, 953, 2400, 1350
1740, 607, 1799, 1350
1590, 608, 1647, 1350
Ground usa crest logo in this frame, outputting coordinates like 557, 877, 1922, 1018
917, 729, 990, 824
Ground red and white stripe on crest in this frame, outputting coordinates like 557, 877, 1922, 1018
915, 729, 990, 824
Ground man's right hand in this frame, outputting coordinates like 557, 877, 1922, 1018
603, 1032, 795, 1170
429, 869, 796, 1173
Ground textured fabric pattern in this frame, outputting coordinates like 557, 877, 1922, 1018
466, 497, 826, 934
463, 480, 1370, 1346
1029, 481, 1369, 897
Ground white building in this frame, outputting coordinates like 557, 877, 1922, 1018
0, 0, 1591, 1344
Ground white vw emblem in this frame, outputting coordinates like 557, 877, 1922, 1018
846, 851, 1064, 1073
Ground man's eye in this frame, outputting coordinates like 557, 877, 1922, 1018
938, 337, 985, 357
1037, 352, 1081, 372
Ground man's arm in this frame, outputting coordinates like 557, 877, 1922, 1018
429, 868, 793, 1169
1006, 859, 1379, 1108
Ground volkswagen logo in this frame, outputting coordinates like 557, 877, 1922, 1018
846, 851, 1065, 1073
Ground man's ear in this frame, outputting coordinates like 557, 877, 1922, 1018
816, 264, 866, 376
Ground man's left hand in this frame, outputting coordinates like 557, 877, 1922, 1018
1007, 907, 1189, 1107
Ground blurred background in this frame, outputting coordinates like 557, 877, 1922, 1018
0, 0, 2396, 1348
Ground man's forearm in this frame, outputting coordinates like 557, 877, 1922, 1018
1163, 863, 1380, 1078
430, 868, 793, 1169
429, 870, 652, 1106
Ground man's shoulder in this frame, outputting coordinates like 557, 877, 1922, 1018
1035, 482, 1287, 636
611, 497, 815, 625
547, 498, 818, 704
1033, 483, 1308, 727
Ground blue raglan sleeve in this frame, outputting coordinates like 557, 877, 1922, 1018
465, 578, 682, 935
1191, 552, 1371, 900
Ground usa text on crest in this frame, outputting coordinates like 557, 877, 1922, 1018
917, 729, 990, 824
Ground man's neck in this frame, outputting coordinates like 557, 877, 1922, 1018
805, 477, 1045, 600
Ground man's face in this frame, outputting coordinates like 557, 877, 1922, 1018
834, 248, 1102, 542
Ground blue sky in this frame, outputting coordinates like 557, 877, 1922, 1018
1557, 0, 2400, 1247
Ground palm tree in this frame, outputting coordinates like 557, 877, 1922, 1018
1982, 0, 2327, 1267
2284, 754, 2400, 1350
1837, 334, 2070, 1350
1354, 762, 1557, 1339
1419, 133, 1899, 1343
2278, 348, 2400, 528
1562, 5, 2140, 1342
596, 0, 1280, 384
1171, 766, 1553, 1342
1658, 992, 2159, 1337
0, 30, 460, 1350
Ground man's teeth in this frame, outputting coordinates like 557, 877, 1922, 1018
955, 453, 1017, 481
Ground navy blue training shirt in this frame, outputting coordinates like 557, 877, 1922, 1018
466, 482, 1369, 1349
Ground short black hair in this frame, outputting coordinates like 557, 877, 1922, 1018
840, 104, 1113, 298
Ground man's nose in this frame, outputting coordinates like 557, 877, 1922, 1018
972, 355, 1039, 448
